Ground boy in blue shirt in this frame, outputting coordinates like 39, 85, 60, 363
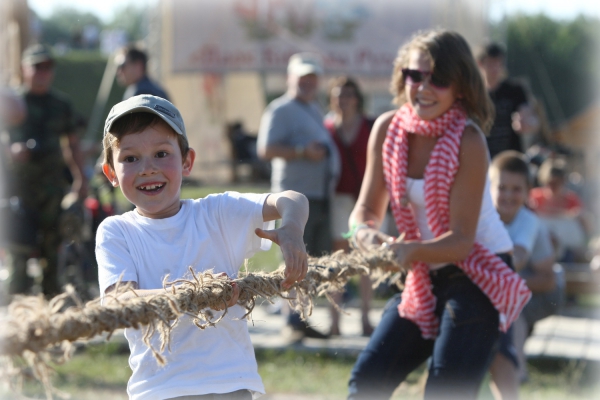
97, 94, 309, 399
488, 150, 564, 400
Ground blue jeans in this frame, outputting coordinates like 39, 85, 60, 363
348, 265, 500, 399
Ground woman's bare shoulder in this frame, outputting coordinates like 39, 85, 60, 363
374, 110, 397, 128
371, 110, 397, 140
456, 123, 490, 173
461, 123, 488, 154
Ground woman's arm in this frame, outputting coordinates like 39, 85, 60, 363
256, 190, 309, 289
392, 125, 489, 265
349, 111, 395, 248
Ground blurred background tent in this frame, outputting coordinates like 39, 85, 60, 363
146, 0, 490, 182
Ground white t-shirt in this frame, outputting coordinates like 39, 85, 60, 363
96, 192, 273, 400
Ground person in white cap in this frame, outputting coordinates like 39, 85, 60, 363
257, 52, 340, 340
98, 94, 309, 400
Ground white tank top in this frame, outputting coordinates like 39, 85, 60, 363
404, 121, 513, 269
405, 177, 513, 269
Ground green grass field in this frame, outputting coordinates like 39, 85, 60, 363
6, 343, 599, 400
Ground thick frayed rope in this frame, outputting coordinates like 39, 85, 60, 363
0, 247, 404, 398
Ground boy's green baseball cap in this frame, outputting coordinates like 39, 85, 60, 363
104, 95, 186, 138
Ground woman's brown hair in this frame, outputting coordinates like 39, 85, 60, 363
390, 30, 495, 133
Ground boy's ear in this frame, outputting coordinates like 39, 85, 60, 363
102, 163, 119, 187
182, 148, 196, 177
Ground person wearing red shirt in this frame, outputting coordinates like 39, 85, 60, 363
529, 158, 582, 217
324, 76, 375, 336
529, 157, 590, 262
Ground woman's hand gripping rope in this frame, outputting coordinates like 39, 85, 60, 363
352, 223, 408, 273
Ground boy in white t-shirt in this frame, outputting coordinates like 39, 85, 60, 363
96, 94, 309, 400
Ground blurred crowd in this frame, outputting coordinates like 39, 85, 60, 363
0, 43, 170, 301
0, 38, 596, 309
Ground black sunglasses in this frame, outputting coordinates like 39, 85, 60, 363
401, 68, 450, 89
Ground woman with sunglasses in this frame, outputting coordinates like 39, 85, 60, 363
346, 30, 531, 399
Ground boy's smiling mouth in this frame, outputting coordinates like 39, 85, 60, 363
137, 183, 165, 192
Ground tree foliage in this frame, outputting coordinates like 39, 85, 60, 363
37, 4, 148, 48
40, 6, 103, 47
492, 14, 600, 126
105, 4, 149, 43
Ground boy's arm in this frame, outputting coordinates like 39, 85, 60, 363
256, 190, 309, 289
524, 255, 556, 293
507, 209, 540, 271
524, 224, 556, 293
512, 245, 530, 272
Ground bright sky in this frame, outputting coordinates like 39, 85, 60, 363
28, 0, 157, 22
488, 0, 600, 21
28, 0, 600, 23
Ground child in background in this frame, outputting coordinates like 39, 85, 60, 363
529, 157, 582, 218
96, 94, 309, 400
346, 30, 530, 399
488, 150, 564, 399
529, 156, 590, 262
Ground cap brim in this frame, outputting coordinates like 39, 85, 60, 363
105, 105, 186, 138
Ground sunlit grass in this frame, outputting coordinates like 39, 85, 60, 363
5, 340, 599, 400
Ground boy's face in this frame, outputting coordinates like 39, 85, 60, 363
103, 122, 195, 219
491, 170, 529, 223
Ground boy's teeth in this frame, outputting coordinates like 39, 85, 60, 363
140, 184, 163, 190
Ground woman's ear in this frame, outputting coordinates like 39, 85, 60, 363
102, 163, 119, 187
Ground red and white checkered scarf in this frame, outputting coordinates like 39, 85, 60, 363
383, 103, 531, 339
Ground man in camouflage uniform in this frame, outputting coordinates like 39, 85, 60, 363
4, 44, 87, 297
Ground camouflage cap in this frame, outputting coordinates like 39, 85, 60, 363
104, 94, 186, 138
22, 44, 54, 65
